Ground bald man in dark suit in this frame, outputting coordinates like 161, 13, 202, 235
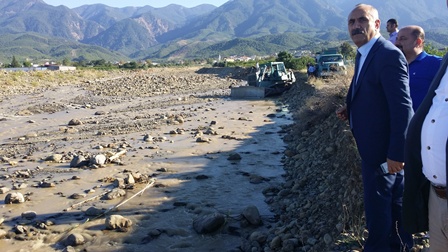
336, 4, 414, 251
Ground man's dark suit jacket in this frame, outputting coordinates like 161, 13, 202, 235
402, 54, 448, 234
346, 36, 413, 166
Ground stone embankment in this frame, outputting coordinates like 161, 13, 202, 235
255, 76, 366, 251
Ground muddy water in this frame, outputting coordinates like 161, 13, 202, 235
0, 85, 291, 252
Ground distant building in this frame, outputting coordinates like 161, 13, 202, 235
294, 50, 313, 57
44, 62, 56, 67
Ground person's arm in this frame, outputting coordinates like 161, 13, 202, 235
380, 49, 414, 166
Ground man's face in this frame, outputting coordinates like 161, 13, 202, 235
348, 7, 380, 48
386, 22, 396, 33
395, 28, 417, 57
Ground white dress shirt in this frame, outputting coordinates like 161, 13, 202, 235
389, 30, 398, 44
421, 66, 448, 186
356, 33, 381, 82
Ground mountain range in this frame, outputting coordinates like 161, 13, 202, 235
0, 0, 447, 64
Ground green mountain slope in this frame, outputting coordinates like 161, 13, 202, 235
0, 0, 447, 63
0, 33, 127, 64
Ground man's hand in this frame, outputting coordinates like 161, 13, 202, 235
387, 158, 404, 174
336, 105, 348, 121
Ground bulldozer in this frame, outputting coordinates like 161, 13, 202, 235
230, 62, 296, 98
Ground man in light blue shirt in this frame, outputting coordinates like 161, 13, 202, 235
387, 18, 399, 44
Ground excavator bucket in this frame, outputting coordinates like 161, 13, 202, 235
230, 86, 265, 98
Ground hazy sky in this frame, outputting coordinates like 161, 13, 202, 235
43, 0, 229, 8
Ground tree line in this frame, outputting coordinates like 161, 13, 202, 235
5, 41, 446, 70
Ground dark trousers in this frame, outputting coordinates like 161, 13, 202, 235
361, 161, 414, 252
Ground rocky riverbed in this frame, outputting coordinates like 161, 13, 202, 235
0, 67, 426, 252
0, 67, 293, 252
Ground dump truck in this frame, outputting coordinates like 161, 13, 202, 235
230, 62, 296, 98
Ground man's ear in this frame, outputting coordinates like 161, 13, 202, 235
375, 19, 381, 30
416, 38, 424, 47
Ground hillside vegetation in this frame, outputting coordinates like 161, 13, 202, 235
0, 0, 447, 64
